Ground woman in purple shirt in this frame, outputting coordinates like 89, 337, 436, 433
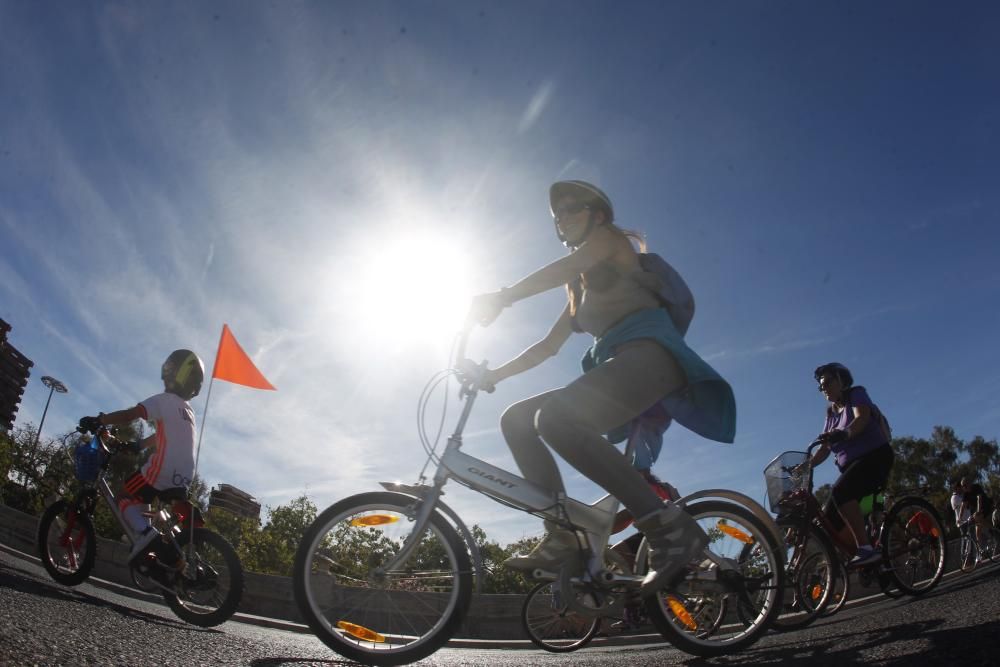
809, 362, 894, 565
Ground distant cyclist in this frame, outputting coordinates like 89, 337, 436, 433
809, 363, 894, 566
960, 477, 994, 549
470, 180, 736, 594
951, 479, 971, 529
78, 350, 204, 571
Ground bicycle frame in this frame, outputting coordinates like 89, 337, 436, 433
774, 442, 883, 564
69, 432, 198, 550
384, 377, 635, 585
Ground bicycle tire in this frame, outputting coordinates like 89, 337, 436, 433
959, 534, 977, 573
165, 528, 245, 627
37, 500, 96, 586
989, 528, 1000, 562
293, 492, 472, 667
821, 559, 850, 617
880, 497, 946, 595
643, 500, 784, 657
521, 580, 601, 652
770, 524, 837, 631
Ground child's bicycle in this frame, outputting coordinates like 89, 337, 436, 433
37, 425, 244, 627
292, 326, 785, 665
761, 441, 947, 630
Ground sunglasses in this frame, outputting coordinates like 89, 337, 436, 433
553, 201, 590, 220
817, 377, 837, 392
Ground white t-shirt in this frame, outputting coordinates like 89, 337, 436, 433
951, 492, 970, 527
137, 392, 196, 490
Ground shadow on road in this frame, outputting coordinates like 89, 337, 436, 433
251, 658, 357, 666
683, 618, 1000, 666
0, 559, 220, 634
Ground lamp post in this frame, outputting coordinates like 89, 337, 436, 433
32, 375, 69, 462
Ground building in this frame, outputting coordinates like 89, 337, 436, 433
209, 483, 262, 520
0, 319, 33, 432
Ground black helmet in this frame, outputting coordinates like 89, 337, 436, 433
162, 349, 205, 400
813, 362, 853, 388
549, 180, 614, 223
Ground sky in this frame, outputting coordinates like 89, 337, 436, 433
2, 1, 998, 544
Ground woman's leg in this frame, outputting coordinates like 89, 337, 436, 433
534, 340, 684, 517
499, 390, 564, 494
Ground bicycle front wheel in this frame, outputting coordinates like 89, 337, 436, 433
771, 524, 836, 631
821, 559, 850, 617
166, 528, 245, 627
988, 528, 1000, 562
959, 534, 977, 573
644, 500, 784, 657
881, 498, 946, 595
38, 500, 96, 586
293, 492, 472, 666
521, 580, 601, 652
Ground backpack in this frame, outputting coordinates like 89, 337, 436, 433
638, 253, 695, 336
848, 386, 893, 443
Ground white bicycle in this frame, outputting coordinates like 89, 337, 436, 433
292, 326, 784, 665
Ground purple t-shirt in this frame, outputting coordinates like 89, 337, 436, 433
824, 386, 887, 469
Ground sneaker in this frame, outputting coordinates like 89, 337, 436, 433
128, 528, 159, 564
504, 529, 580, 572
850, 545, 881, 567
635, 504, 709, 596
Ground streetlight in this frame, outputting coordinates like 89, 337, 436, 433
32, 375, 69, 457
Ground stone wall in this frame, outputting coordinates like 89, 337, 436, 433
0, 502, 964, 640
0, 503, 524, 638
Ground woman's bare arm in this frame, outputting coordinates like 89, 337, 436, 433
503, 227, 619, 303
489, 306, 575, 384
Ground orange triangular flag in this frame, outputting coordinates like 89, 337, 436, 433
211, 324, 276, 390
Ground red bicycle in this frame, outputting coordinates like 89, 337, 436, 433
761, 440, 947, 630
37, 426, 244, 627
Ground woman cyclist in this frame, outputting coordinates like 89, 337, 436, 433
470, 180, 736, 593
809, 362, 894, 565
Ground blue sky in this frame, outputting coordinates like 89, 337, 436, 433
2, 1, 998, 543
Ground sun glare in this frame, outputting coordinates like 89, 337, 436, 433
346, 234, 474, 349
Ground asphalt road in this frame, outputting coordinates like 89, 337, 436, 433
1, 548, 998, 666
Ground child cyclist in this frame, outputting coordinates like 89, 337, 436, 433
470, 180, 736, 594
78, 349, 204, 569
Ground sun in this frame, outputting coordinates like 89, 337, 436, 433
343, 233, 475, 350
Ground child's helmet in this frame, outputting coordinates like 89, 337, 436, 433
162, 349, 205, 400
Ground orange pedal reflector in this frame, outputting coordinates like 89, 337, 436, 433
717, 522, 754, 544
337, 620, 386, 643
350, 514, 400, 527
667, 596, 698, 630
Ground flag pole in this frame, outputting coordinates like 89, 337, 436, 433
187, 326, 226, 548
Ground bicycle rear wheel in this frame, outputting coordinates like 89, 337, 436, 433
880, 497, 946, 595
293, 492, 472, 667
771, 524, 836, 631
522, 580, 601, 652
37, 500, 96, 586
643, 501, 783, 657
959, 534, 977, 573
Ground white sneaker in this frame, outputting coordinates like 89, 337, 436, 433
504, 530, 580, 571
128, 528, 158, 563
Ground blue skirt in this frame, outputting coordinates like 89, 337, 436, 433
582, 308, 736, 444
